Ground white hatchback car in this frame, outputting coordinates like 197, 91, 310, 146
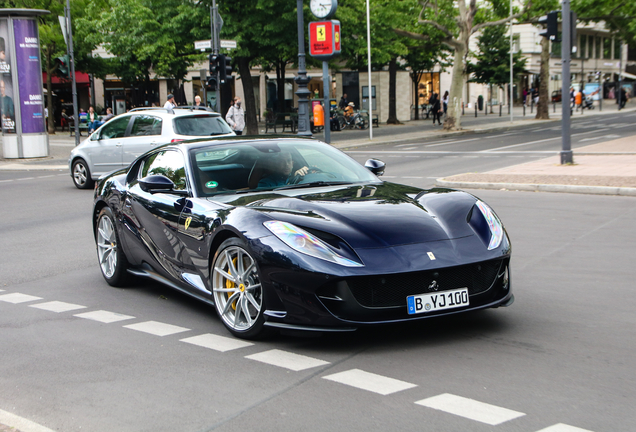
69, 107, 236, 189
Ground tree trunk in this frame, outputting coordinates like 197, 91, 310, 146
386, 57, 400, 124
237, 56, 258, 135
45, 47, 55, 134
536, 37, 550, 120
444, 40, 467, 131
276, 60, 286, 113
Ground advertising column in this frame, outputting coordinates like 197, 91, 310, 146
0, 19, 16, 137
13, 18, 47, 157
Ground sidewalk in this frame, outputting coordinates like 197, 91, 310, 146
1, 102, 635, 196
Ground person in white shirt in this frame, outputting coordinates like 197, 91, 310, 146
164, 94, 176, 110
225, 97, 245, 135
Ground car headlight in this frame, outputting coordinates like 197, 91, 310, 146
264, 220, 363, 267
475, 200, 504, 250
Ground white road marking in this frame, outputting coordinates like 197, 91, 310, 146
535, 424, 594, 432
426, 137, 480, 147
75, 310, 135, 323
123, 320, 190, 337
578, 134, 621, 142
400, 146, 418, 150
0, 408, 56, 432
180, 333, 253, 352
29, 301, 86, 313
402, 176, 423, 179
0, 293, 43, 304
245, 349, 329, 371
16, 177, 35, 181
415, 393, 525, 425
323, 369, 417, 395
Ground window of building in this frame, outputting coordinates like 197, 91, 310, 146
614, 39, 622, 60
579, 34, 587, 58
513, 34, 520, 53
603, 38, 611, 59
596, 37, 602, 59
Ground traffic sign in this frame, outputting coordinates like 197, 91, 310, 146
220, 40, 237, 49
195, 40, 212, 51
308, 20, 341, 60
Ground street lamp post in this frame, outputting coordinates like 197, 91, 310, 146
295, 0, 312, 136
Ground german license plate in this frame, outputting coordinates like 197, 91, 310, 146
407, 288, 469, 315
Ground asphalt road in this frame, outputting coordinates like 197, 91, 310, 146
1, 119, 635, 432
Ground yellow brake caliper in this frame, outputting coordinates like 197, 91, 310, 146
226, 257, 240, 310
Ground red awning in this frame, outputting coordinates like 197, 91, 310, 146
42, 71, 91, 85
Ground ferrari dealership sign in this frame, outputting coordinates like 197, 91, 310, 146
308, 20, 341, 60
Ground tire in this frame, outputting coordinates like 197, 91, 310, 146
211, 238, 266, 339
96, 207, 132, 287
355, 116, 369, 130
72, 159, 95, 189
337, 115, 346, 131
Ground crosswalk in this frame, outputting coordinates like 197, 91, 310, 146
0, 291, 594, 431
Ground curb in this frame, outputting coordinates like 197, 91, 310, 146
435, 178, 636, 197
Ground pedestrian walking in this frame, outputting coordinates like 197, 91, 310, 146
442, 91, 449, 116
570, 87, 575, 108
575, 89, 583, 111
338, 93, 348, 109
619, 86, 628, 109
164, 94, 176, 110
522, 88, 528, 105
226, 97, 245, 135
429, 93, 441, 125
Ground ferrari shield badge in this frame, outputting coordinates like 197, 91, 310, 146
184, 217, 192, 230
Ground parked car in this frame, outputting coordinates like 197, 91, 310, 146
69, 107, 235, 189
551, 89, 562, 103
92, 137, 513, 339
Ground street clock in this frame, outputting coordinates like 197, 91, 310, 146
310, 0, 337, 19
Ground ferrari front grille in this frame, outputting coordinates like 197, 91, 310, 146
346, 259, 504, 308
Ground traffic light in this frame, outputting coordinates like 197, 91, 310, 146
538, 11, 559, 41
206, 76, 217, 91
55, 54, 70, 79
208, 54, 219, 75
219, 55, 233, 83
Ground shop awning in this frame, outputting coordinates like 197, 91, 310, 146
620, 71, 636, 80
42, 71, 91, 85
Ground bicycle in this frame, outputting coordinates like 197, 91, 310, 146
336, 109, 369, 130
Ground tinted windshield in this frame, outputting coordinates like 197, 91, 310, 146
173, 115, 233, 136
191, 140, 380, 197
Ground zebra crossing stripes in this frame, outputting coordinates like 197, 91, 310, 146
415, 393, 525, 425
245, 349, 329, 371
180, 333, 253, 352
536, 424, 594, 432
74, 310, 136, 323
123, 320, 190, 337
322, 369, 417, 395
0, 293, 42, 304
29, 301, 86, 313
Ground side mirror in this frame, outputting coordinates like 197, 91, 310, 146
139, 175, 179, 194
90, 131, 99, 141
364, 159, 386, 176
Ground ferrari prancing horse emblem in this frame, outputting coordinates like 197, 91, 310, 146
184, 217, 192, 230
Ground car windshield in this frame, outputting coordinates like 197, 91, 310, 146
191, 140, 380, 197
173, 115, 233, 136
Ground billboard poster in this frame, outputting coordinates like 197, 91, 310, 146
0, 19, 16, 134
584, 83, 600, 101
13, 19, 44, 134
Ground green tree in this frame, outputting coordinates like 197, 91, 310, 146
467, 24, 526, 112
396, 0, 530, 131
79, 0, 210, 88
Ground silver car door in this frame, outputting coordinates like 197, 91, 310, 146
123, 115, 165, 164
91, 116, 132, 175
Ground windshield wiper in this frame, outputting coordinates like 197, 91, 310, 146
274, 181, 352, 191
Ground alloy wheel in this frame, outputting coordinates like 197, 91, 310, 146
212, 245, 262, 332
97, 214, 118, 278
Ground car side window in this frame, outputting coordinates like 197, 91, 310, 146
131, 115, 162, 136
99, 116, 130, 139
141, 150, 188, 191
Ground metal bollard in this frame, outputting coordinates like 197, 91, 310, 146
462, 102, 465, 116
531, 100, 534, 113
499, 103, 502, 117
475, 103, 477, 117
523, 104, 526, 116
553, 102, 556, 113
485, 103, 488, 116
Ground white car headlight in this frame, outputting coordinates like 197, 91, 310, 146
264, 220, 363, 267
475, 200, 504, 250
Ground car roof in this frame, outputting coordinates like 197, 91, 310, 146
154, 135, 318, 152
125, 107, 222, 117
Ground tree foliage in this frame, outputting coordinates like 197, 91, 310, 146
468, 25, 527, 88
